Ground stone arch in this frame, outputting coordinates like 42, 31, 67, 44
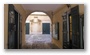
25, 10, 53, 23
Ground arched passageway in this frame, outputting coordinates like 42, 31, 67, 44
26, 12, 52, 34
23, 11, 59, 49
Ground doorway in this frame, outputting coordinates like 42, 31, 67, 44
24, 12, 52, 49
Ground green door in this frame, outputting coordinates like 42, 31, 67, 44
26, 23, 29, 34
42, 23, 50, 34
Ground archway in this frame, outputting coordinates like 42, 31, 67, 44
24, 11, 53, 49
26, 12, 52, 34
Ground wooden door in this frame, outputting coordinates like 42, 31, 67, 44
62, 12, 69, 49
8, 4, 16, 49
71, 5, 80, 49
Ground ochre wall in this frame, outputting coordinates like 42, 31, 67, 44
4, 4, 8, 49
52, 4, 84, 48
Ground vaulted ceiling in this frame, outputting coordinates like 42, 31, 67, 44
21, 4, 64, 12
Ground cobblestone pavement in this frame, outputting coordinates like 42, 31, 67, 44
22, 34, 59, 49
